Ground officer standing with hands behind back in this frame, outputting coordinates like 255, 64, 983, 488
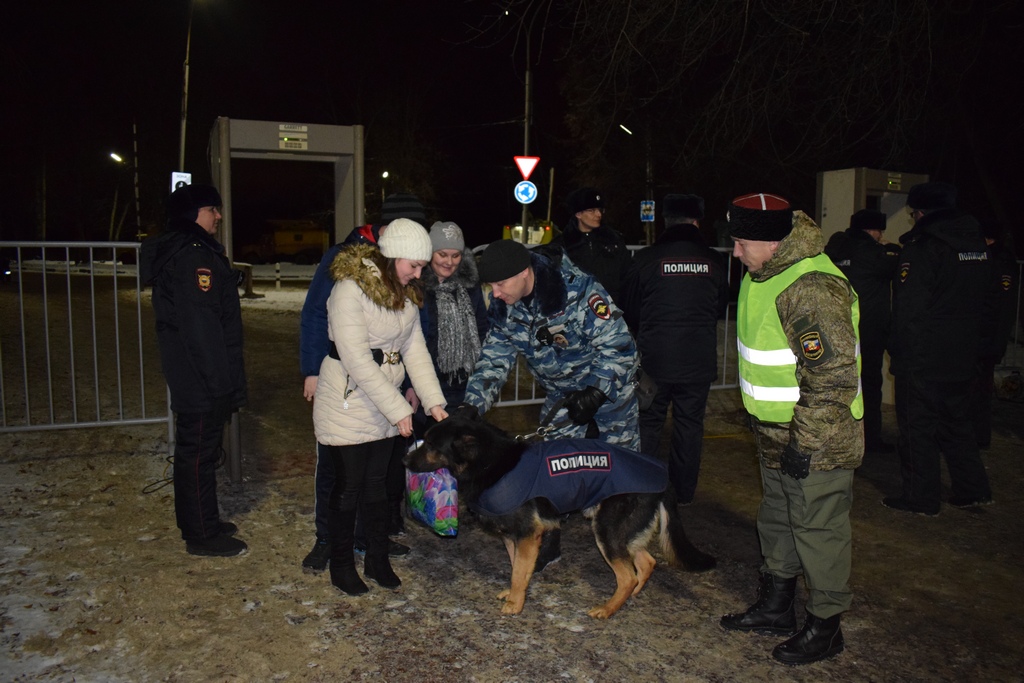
141, 183, 248, 558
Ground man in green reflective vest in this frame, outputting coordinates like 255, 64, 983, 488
719, 193, 864, 666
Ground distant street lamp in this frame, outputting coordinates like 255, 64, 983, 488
381, 170, 389, 203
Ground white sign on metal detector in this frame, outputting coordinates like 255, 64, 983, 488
170, 172, 192, 192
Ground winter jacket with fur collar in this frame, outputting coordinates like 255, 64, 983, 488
312, 244, 446, 445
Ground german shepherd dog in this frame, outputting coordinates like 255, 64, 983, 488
404, 412, 716, 619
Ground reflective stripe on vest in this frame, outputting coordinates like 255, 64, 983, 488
737, 253, 864, 423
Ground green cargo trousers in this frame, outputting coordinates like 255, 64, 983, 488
757, 463, 854, 618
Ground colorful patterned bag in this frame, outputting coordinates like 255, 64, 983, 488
405, 467, 458, 537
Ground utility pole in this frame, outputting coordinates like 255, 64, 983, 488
178, 0, 194, 172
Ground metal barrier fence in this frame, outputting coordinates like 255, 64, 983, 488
0, 241, 170, 436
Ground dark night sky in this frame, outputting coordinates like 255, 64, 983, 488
3, 1, 557, 249
4, 1, 1023, 254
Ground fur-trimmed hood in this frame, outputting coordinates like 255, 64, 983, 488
488, 250, 568, 320
420, 248, 480, 292
328, 242, 413, 311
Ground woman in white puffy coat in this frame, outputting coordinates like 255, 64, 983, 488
313, 219, 448, 595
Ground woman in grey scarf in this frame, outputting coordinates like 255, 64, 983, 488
410, 221, 489, 435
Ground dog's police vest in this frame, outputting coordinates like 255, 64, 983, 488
471, 440, 668, 517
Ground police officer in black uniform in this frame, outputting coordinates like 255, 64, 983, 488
620, 194, 729, 504
549, 187, 633, 303
884, 182, 993, 515
141, 184, 248, 556
824, 209, 900, 452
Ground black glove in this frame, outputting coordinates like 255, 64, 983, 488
209, 395, 236, 426
450, 402, 479, 421
780, 443, 811, 480
564, 386, 608, 426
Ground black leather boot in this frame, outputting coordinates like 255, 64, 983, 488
363, 501, 401, 589
720, 572, 798, 635
772, 611, 844, 665
328, 508, 368, 596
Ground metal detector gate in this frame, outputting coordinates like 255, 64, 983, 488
208, 117, 366, 259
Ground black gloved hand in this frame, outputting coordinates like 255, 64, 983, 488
780, 443, 811, 480
209, 395, 236, 426
450, 402, 479, 421
564, 386, 608, 425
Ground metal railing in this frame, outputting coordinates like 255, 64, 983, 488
0, 241, 170, 435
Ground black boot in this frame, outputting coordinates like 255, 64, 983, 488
363, 501, 401, 589
772, 611, 844, 665
720, 572, 798, 635
328, 508, 368, 596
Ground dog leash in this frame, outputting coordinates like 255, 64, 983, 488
515, 397, 599, 442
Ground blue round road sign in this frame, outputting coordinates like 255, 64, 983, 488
515, 181, 538, 204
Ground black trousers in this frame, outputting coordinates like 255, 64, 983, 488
638, 380, 712, 504
894, 372, 992, 506
173, 412, 226, 541
860, 335, 886, 443
325, 437, 395, 513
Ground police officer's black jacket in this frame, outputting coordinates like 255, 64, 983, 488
619, 223, 728, 384
889, 208, 988, 381
550, 217, 632, 303
980, 240, 1017, 362
140, 217, 247, 414
824, 227, 900, 344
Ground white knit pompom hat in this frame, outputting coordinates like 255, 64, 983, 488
378, 218, 432, 261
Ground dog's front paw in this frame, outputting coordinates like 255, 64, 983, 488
501, 596, 525, 615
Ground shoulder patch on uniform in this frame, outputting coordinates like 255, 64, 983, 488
898, 262, 910, 283
796, 322, 834, 367
588, 293, 611, 320
196, 268, 213, 292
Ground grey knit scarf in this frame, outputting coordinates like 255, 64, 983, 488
434, 279, 481, 383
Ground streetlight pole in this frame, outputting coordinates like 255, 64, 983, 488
178, 0, 195, 172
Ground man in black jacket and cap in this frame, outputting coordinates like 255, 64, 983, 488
550, 187, 632, 303
824, 209, 901, 452
140, 183, 248, 557
883, 182, 993, 515
619, 194, 728, 504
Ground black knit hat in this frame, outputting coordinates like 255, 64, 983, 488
727, 193, 794, 241
477, 239, 531, 283
850, 209, 887, 232
906, 182, 957, 211
566, 187, 605, 214
663, 194, 705, 221
167, 183, 222, 221
381, 193, 427, 224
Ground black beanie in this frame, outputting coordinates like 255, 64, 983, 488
727, 193, 794, 242
663, 194, 705, 221
167, 184, 222, 222
477, 240, 532, 283
906, 182, 957, 211
850, 209, 887, 232
381, 193, 427, 224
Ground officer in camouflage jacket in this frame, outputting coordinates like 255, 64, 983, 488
720, 194, 862, 667
462, 239, 641, 573
464, 240, 640, 450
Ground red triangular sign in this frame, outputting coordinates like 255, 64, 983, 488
514, 156, 540, 180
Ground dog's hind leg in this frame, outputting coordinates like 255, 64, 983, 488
631, 549, 657, 596
499, 530, 543, 615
